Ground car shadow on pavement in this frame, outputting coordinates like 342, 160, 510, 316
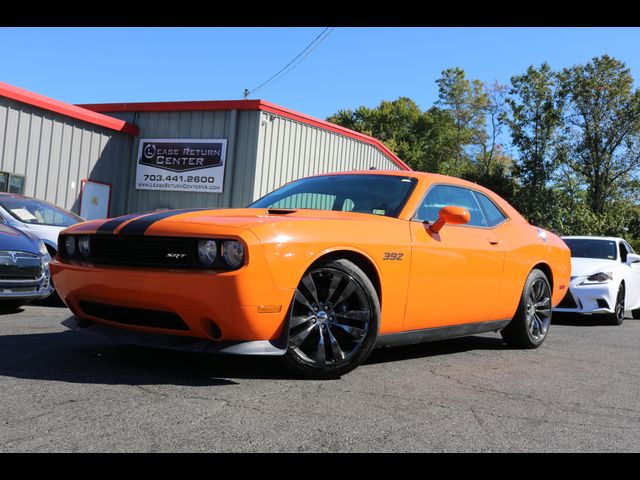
551, 312, 635, 327
0, 330, 301, 385
0, 329, 515, 383
366, 334, 508, 365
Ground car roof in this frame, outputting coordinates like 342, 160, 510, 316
303, 170, 527, 224
308, 170, 501, 193
0, 192, 28, 199
562, 235, 626, 243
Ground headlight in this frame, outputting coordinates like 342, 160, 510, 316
38, 240, 48, 256
78, 236, 91, 257
585, 272, 613, 283
197, 240, 218, 266
64, 236, 76, 257
222, 240, 245, 268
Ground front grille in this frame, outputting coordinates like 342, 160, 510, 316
79, 301, 189, 331
89, 236, 193, 268
0, 251, 42, 281
1, 286, 38, 293
558, 290, 578, 308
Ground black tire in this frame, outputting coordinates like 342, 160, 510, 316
501, 268, 552, 349
632, 308, 640, 320
281, 259, 380, 379
604, 284, 625, 326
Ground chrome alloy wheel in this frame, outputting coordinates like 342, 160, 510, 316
288, 267, 371, 366
615, 286, 625, 322
526, 277, 552, 341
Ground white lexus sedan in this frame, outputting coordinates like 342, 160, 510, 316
556, 236, 640, 325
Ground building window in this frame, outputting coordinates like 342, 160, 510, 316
0, 172, 25, 194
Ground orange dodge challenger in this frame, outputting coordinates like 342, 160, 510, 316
51, 171, 571, 379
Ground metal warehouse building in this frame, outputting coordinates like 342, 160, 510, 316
0, 82, 409, 219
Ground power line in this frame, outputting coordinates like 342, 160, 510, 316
244, 27, 335, 99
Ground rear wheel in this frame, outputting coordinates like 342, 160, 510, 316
604, 284, 625, 326
282, 259, 380, 379
501, 269, 552, 349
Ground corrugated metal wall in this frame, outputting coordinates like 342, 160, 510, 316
122, 109, 261, 213
252, 111, 402, 200
1, 95, 405, 218
0, 96, 134, 215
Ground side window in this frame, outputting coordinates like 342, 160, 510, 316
415, 185, 486, 227
619, 242, 629, 263
624, 241, 635, 254
473, 191, 508, 227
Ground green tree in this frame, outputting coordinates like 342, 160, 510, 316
559, 55, 640, 215
327, 98, 459, 174
436, 67, 490, 175
505, 62, 565, 228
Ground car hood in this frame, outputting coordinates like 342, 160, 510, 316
570, 257, 619, 277
63, 207, 397, 235
0, 223, 39, 254
19, 223, 67, 246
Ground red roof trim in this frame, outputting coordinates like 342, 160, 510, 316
78, 99, 265, 113
257, 101, 411, 170
79, 99, 411, 171
0, 82, 139, 136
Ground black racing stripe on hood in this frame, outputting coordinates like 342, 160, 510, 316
95, 213, 147, 234
117, 209, 204, 236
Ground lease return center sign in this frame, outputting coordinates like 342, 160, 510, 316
135, 138, 228, 193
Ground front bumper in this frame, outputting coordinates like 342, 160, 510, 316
50, 256, 295, 344
554, 279, 618, 315
62, 316, 288, 355
0, 272, 53, 300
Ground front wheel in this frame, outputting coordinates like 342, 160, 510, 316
604, 284, 625, 326
501, 269, 552, 349
282, 259, 380, 379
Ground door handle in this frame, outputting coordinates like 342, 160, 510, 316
488, 238, 501, 245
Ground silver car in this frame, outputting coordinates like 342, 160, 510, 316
0, 194, 83, 257
0, 194, 82, 301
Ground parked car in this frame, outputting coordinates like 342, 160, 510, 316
0, 223, 53, 310
0, 193, 83, 300
0, 193, 83, 255
51, 171, 571, 378
555, 236, 640, 325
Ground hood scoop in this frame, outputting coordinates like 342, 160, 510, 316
266, 209, 298, 215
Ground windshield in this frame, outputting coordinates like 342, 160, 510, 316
0, 197, 83, 227
563, 238, 618, 261
249, 174, 418, 218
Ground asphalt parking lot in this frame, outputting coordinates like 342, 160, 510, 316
1, 304, 639, 452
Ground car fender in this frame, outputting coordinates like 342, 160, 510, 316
248, 218, 413, 333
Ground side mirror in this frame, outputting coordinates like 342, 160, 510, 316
626, 253, 640, 264
430, 205, 470, 233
